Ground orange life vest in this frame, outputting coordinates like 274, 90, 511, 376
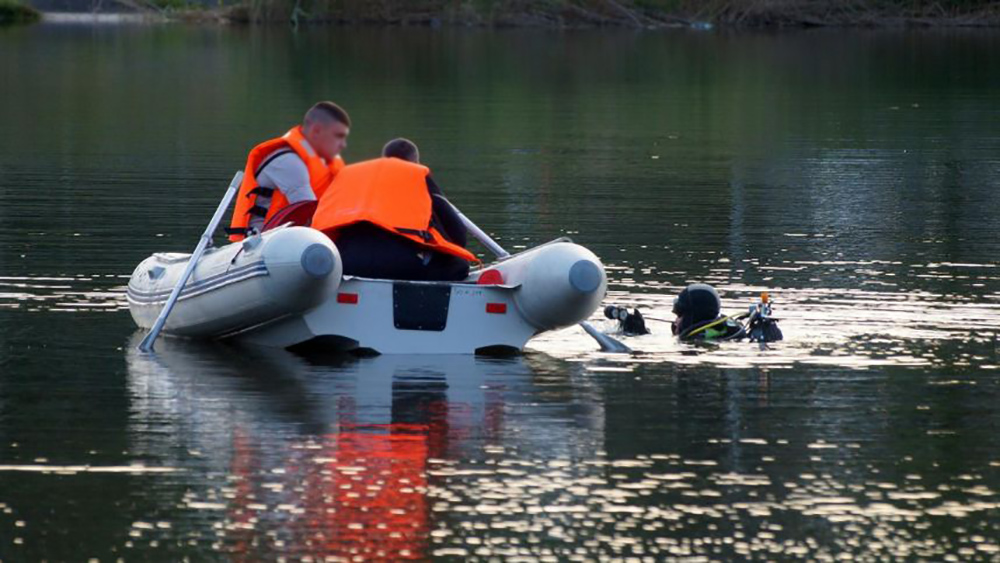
228, 126, 344, 242
312, 157, 479, 263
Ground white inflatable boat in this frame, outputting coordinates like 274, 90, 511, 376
128, 225, 607, 354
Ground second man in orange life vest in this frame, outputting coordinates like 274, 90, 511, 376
227, 101, 351, 242
312, 138, 478, 282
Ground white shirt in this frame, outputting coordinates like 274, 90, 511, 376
248, 150, 315, 233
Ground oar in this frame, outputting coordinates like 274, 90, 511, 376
138, 171, 244, 353
450, 205, 631, 354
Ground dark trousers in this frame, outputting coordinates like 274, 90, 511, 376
335, 224, 470, 282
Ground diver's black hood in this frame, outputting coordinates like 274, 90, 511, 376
673, 283, 721, 324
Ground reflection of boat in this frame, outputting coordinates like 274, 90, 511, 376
125, 338, 603, 459
124, 340, 604, 558
127, 226, 607, 354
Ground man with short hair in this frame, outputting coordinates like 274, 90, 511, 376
380, 137, 467, 249
312, 137, 476, 281
228, 101, 351, 241
381, 137, 420, 163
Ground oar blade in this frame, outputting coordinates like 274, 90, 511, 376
580, 321, 632, 354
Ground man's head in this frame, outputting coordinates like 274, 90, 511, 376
381, 138, 420, 164
302, 101, 351, 161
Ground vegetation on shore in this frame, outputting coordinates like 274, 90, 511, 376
214, 0, 1000, 27
0, 0, 41, 25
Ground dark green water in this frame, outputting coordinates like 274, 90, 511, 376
2, 23, 1000, 560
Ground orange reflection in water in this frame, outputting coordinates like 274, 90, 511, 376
224, 386, 502, 560
316, 426, 431, 560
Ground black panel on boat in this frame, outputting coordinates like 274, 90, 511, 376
393, 283, 451, 332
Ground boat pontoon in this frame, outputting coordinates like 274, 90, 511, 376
128, 225, 607, 354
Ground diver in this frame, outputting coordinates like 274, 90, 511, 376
312, 138, 478, 281
604, 283, 783, 343
671, 283, 746, 341
604, 305, 650, 336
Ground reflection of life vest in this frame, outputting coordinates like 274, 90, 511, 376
312, 158, 478, 263
228, 126, 344, 242
222, 369, 508, 559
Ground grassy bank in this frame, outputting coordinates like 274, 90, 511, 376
0, 0, 41, 25
169, 0, 1000, 28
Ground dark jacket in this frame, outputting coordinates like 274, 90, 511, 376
427, 176, 467, 247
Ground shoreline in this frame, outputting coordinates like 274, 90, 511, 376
0, 0, 41, 25
195, 1, 1000, 30
20, 0, 1000, 29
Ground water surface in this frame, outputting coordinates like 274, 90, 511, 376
2, 24, 1000, 559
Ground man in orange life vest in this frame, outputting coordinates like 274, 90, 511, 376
312, 138, 478, 282
227, 101, 351, 241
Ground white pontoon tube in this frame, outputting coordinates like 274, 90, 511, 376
129, 226, 341, 339
450, 205, 631, 354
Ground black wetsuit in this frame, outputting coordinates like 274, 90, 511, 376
335, 176, 471, 281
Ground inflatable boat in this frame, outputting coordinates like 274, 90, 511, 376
127, 225, 607, 354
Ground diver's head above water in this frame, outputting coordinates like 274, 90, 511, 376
672, 283, 721, 336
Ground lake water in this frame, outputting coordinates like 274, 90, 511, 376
2, 23, 1000, 560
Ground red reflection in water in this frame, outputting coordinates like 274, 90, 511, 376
224, 387, 504, 559
311, 425, 430, 559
